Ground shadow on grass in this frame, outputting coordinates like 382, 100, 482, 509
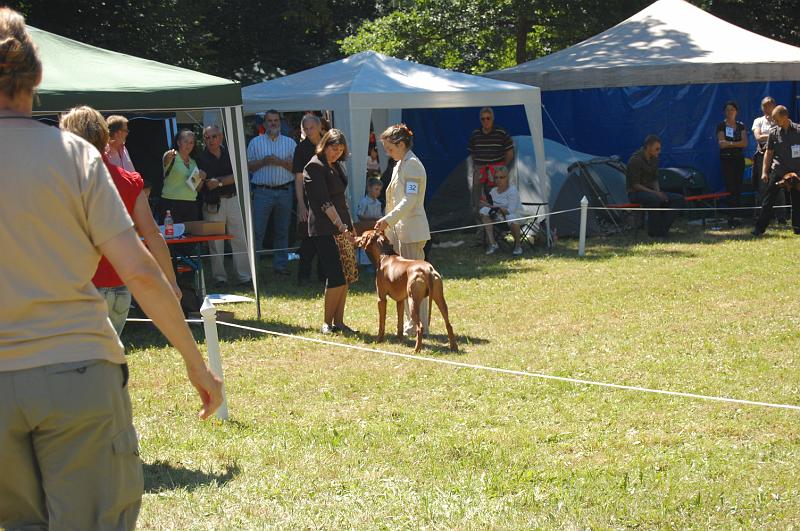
352, 330, 489, 353
123, 315, 318, 350
143, 460, 239, 493
553, 222, 778, 261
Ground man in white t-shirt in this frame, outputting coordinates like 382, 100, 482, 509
751, 96, 786, 221
479, 166, 524, 256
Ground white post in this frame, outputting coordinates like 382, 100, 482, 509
578, 196, 589, 257
200, 296, 229, 420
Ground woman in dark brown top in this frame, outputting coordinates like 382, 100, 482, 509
303, 129, 358, 334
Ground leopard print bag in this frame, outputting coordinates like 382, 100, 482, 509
333, 232, 359, 284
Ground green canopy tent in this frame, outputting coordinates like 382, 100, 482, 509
28, 26, 262, 317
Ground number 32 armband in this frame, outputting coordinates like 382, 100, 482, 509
405, 179, 421, 195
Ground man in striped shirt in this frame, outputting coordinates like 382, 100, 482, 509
468, 107, 514, 219
247, 110, 297, 275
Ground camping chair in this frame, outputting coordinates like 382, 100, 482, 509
491, 217, 520, 252
491, 202, 546, 252
520, 201, 547, 247
569, 159, 629, 234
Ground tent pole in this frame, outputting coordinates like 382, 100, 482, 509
523, 94, 550, 247
224, 106, 261, 319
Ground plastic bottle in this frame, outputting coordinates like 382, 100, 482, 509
164, 210, 174, 239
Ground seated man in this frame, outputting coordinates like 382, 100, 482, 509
626, 135, 685, 237
480, 166, 524, 256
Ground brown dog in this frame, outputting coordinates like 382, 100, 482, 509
777, 172, 800, 191
356, 230, 457, 352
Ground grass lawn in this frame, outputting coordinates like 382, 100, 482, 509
125, 222, 800, 529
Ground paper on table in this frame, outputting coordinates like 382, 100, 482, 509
186, 167, 202, 191
207, 294, 255, 304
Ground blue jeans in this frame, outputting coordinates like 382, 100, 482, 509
97, 285, 131, 336
252, 186, 292, 271
629, 190, 685, 236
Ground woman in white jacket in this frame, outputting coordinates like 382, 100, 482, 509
375, 123, 431, 334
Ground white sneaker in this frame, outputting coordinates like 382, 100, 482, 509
512, 246, 523, 256
485, 243, 499, 255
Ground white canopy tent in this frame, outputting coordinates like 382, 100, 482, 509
488, 0, 800, 90
242, 51, 548, 213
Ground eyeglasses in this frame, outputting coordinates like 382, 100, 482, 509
480, 117, 492, 121
203, 134, 218, 140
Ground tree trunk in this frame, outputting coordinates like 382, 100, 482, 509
514, 9, 533, 64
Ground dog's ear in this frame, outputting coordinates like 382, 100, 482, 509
378, 234, 397, 255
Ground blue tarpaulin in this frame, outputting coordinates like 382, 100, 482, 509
405, 81, 799, 198
539, 81, 799, 192
402, 105, 532, 200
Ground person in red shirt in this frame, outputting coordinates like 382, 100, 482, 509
60, 106, 180, 335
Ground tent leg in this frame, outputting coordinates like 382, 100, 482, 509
223, 105, 261, 319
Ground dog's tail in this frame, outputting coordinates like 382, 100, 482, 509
427, 267, 442, 325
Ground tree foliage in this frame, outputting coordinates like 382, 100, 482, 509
342, 0, 800, 73
4, 0, 799, 81
5, 0, 384, 83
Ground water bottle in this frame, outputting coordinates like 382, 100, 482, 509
164, 210, 174, 239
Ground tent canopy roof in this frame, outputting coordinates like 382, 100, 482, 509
29, 26, 241, 112
487, 0, 800, 90
242, 50, 540, 112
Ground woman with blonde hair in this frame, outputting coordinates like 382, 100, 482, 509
375, 123, 431, 335
60, 105, 181, 335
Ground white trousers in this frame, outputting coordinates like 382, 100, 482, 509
387, 232, 430, 335
203, 196, 251, 283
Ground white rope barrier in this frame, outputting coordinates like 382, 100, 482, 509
181, 208, 581, 260
429, 206, 581, 234
125, 301, 800, 414
590, 205, 789, 212
208, 319, 800, 413
174, 201, 788, 260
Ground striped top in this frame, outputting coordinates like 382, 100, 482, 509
468, 127, 513, 165
105, 144, 136, 172
247, 133, 297, 186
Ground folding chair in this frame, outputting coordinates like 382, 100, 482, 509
520, 201, 547, 249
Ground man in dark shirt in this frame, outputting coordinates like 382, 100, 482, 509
753, 105, 800, 236
197, 125, 251, 287
626, 134, 685, 237
468, 107, 514, 219
292, 114, 325, 284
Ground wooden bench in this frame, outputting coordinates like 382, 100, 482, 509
684, 192, 731, 225
684, 192, 730, 203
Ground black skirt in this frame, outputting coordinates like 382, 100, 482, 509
311, 234, 357, 288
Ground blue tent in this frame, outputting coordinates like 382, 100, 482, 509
485, 0, 800, 193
